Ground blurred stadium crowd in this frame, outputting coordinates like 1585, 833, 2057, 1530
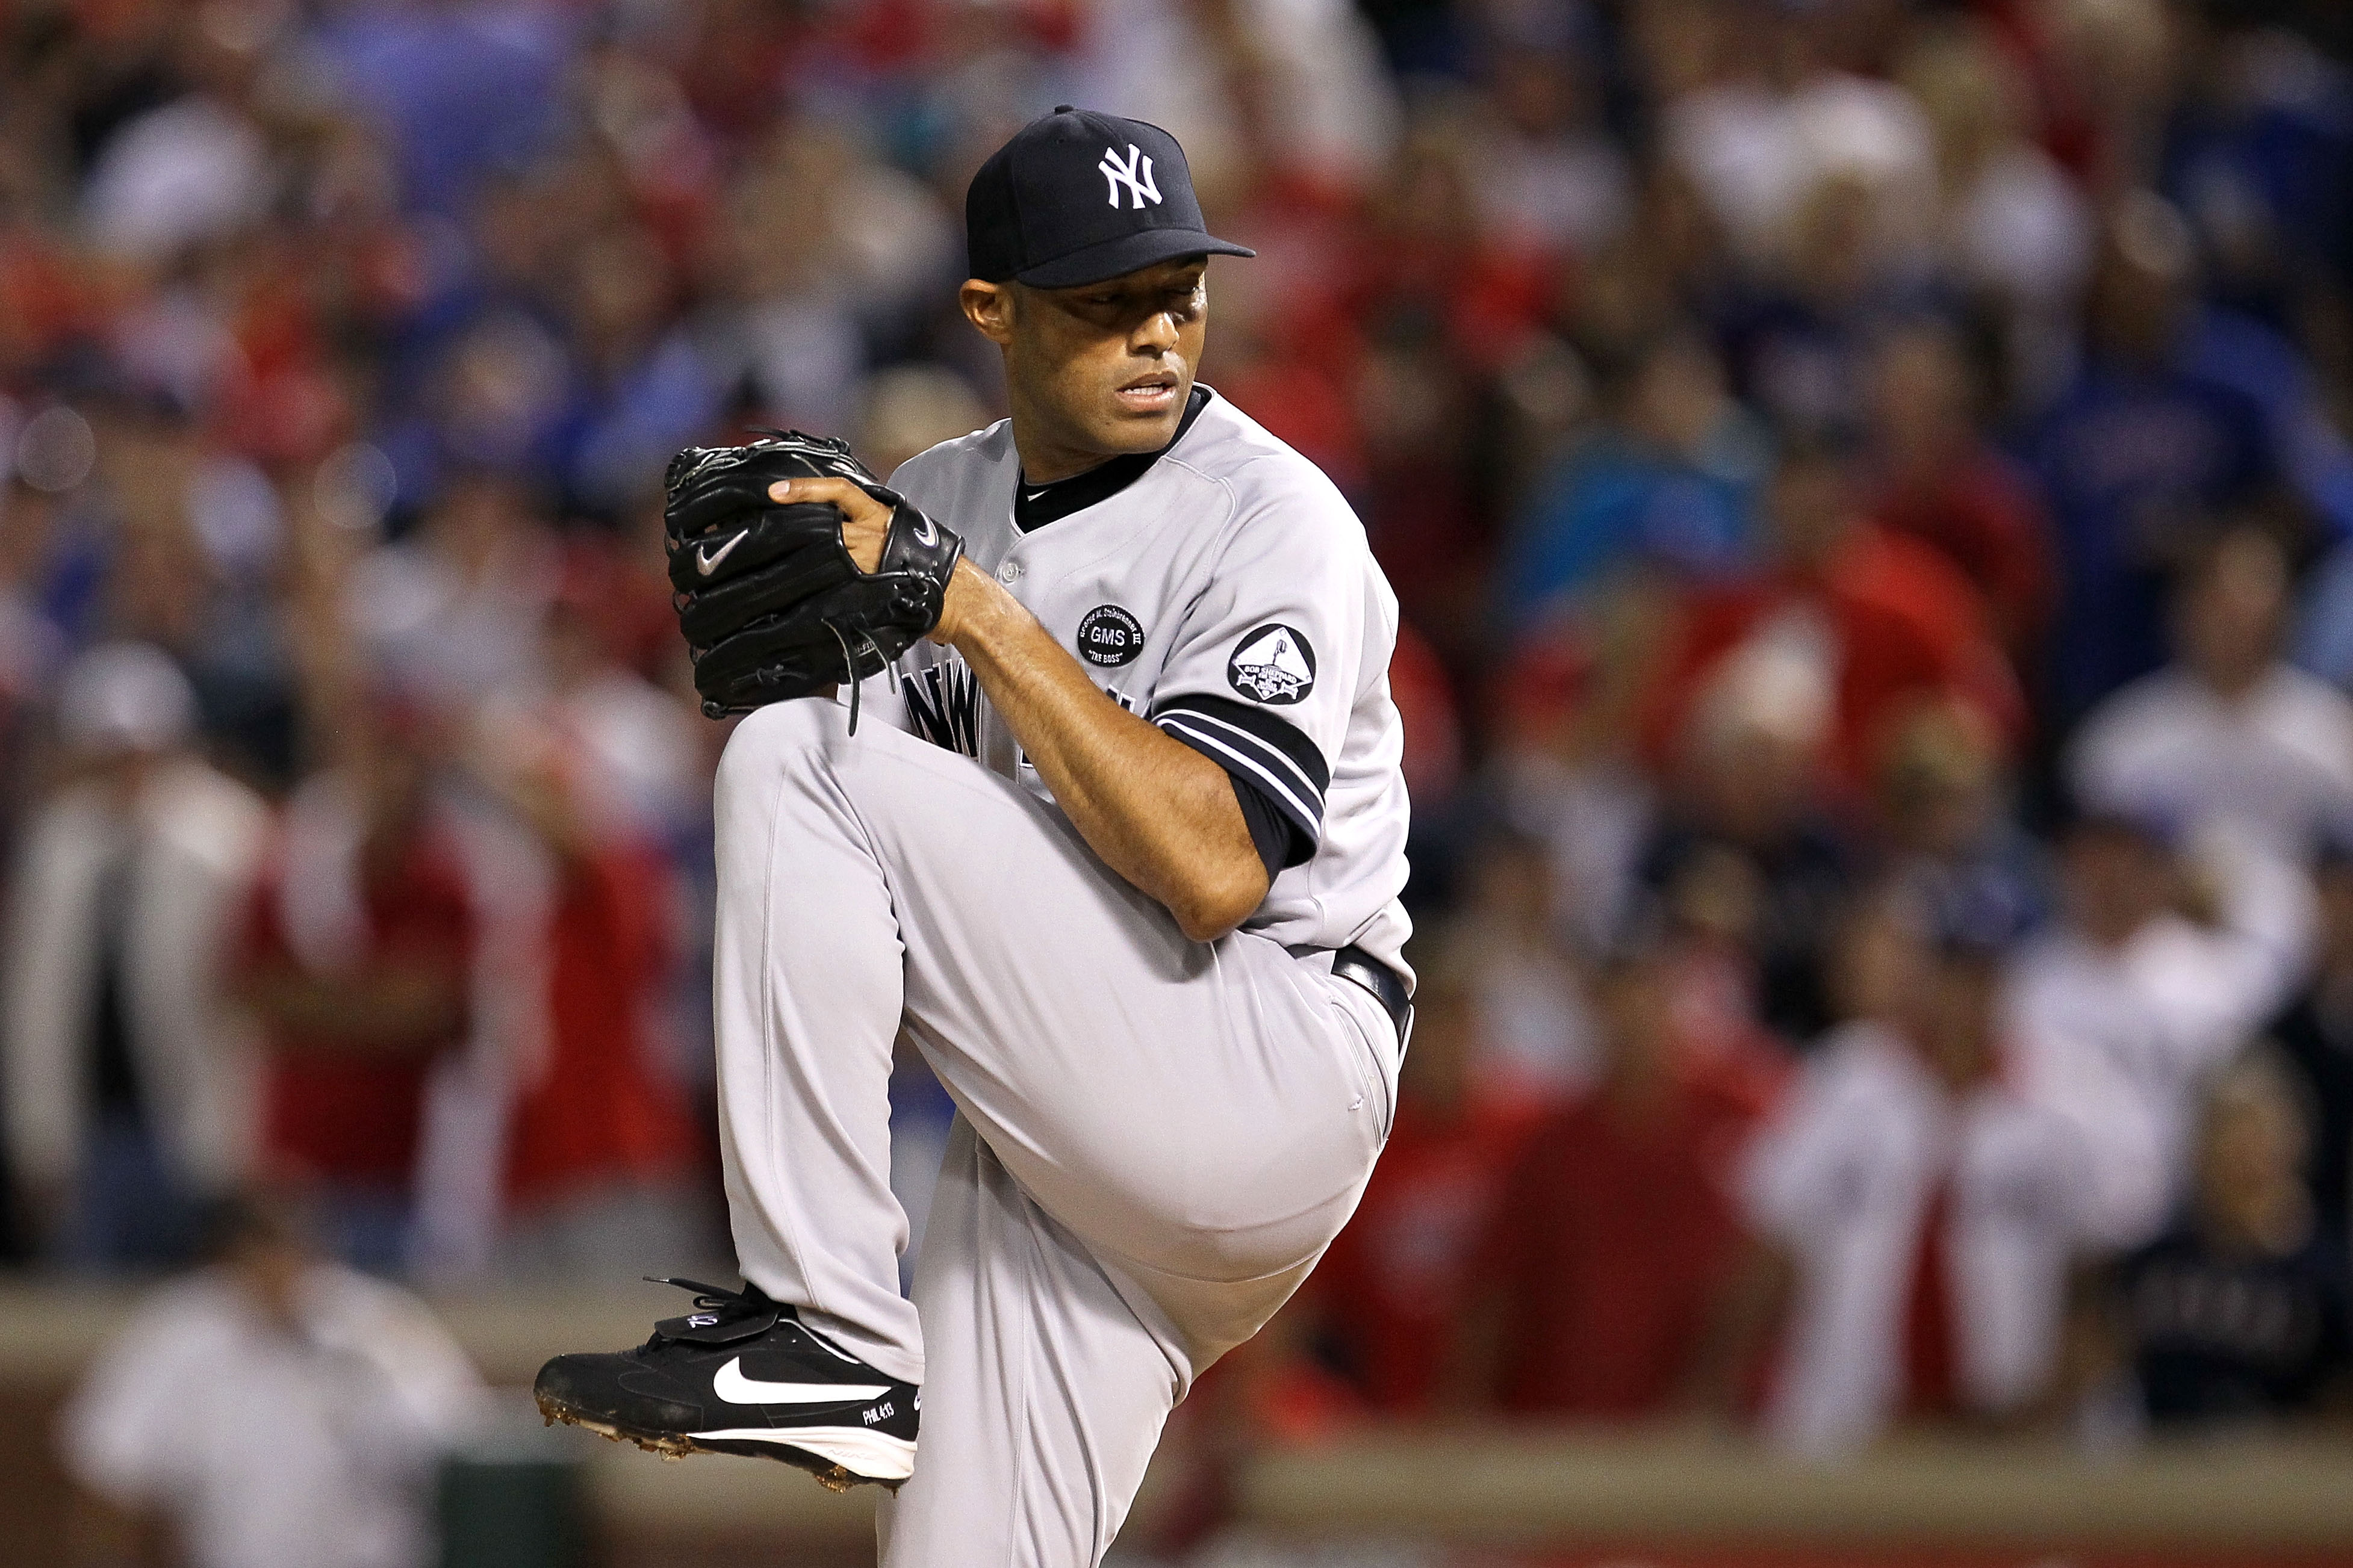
5, 0, 2353, 1550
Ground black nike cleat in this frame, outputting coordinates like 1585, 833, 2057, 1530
533, 1277, 917, 1492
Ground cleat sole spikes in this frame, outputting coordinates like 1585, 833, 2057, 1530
534, 1391, 905, 1492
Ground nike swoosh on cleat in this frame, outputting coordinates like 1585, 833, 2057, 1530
695, 533, 747, 575
713, 1357, 889, 1407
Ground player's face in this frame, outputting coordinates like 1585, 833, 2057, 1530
966, 258, 1209, 477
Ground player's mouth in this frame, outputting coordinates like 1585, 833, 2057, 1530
1114, 370, 1181, 414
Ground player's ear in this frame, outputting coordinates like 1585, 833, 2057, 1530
960, 279, 1015, 345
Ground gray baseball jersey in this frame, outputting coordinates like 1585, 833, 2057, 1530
875, 385, 1414, 977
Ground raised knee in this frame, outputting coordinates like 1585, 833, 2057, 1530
746, 695, 844, 747
720, 698, 841, 778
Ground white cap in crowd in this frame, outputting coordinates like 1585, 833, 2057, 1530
55, 642, 197, 755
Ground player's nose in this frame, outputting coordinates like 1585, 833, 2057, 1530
1131, 309, 1180, 352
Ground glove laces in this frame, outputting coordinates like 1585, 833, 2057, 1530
819, 620, 892, 735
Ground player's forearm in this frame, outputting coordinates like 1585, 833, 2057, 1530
941, 563, 1268, 940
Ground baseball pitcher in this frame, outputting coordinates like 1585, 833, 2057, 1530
536, 107, 1413, 1566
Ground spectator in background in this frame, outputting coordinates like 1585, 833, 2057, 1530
1646, 435, 2021, 805
1309, 935, 1546, 1415
4, 643, 267, 1268
1346, 109, 1551, 655
1659, 0, 1936, 273
343, 466, 555, 710
1874, 699, 2051, 949
231, 698, 477, 1275
469, 583, 707, 1277
2159, 9, 2353, 337
1483, 618, 1664, 957
76, 7, 270, 267
1894, 20, 2094, 412
380, 311, 577, 498
2006, 806, 2310, 1241
2109, 1053, 2352, 1428
1501, 328, 1771, 630
59, 1192, 484, 1568
518, 545, 705, 844
698, 125, 959, 438
1454, 829, 1597, 1103
2030, 0, 2180, 199
2153, 11, 2353, 581
1862, 321, 2056, 685
1638, 555, 1863, 1044
314, 0, 571, 222
2024, 196, 2301, 724
556, 222, 725, 517
1714, 169, 1941, 439
1473, 11, 1633, 262
1745, 891, 2106, 1455
698, 149, 863, 437
2265, 840, 2353, 1251
90, 392, 298, 784
2071, 525, 2353, 861
1453, 913, 1779, 1422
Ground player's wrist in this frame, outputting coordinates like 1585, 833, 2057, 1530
930, 557, 1012, 650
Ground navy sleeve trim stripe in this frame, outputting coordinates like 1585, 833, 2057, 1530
1151, 694, 1329, 801
1157, 716, 1322, 844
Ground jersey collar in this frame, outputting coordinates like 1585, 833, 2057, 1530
1013, 385, 1213, 533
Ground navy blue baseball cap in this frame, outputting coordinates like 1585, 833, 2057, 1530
966, 107, 1254, 288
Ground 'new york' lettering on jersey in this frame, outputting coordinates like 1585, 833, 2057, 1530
903, 660, 983, 757
866, 388, 1412, 979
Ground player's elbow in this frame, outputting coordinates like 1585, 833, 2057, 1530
1169, 857, 1269, 944
1172, 897, 1251, 944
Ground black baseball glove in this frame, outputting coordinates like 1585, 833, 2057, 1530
664, 430, 963, 727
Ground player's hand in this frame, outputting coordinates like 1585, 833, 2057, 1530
769, 474, 996, 648
768, 476, 892, 574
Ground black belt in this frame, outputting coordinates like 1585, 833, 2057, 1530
1331, 943, 1412, 1044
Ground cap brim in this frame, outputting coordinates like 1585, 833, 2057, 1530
1013, 229, 1255, 288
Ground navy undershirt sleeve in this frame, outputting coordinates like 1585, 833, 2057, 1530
1228, 772, 1310, 879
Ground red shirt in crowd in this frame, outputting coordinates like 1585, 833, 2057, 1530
238, 833, 477, 1191
1869, 449, 2056, 674
1311, 1094, 1545, 1414
1472, 1062, 1765, 1418
502, 840, 699, 1208
1646, 522, 2024, 789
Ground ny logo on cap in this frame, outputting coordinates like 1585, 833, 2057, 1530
1098, 144, 1162, 210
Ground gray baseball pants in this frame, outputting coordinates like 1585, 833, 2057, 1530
711, 700, 1398, 1565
